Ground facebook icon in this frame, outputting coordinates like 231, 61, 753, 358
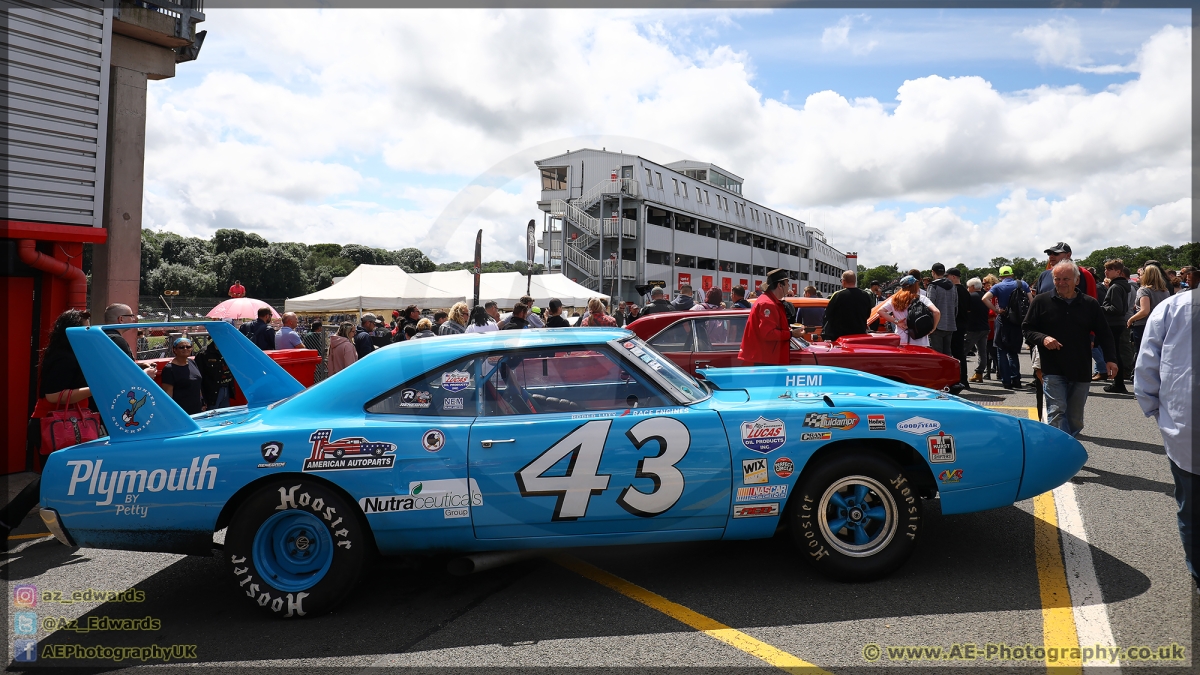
14, 639, 37, 662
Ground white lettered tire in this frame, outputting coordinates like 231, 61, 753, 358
226, 478, 366, 618
789, 450, 922, 581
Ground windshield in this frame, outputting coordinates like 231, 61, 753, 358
611, 336, 709, 404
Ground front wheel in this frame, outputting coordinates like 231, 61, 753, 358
789, 450, 922, 581
226, 478, 366, 617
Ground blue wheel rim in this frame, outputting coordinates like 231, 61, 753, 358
252, 509, 334, 592
817, 475, 897, 558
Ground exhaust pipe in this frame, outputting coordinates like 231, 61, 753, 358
447, 550, 545, 576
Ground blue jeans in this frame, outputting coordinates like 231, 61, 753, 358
997, 349, 1022, 385
1091, 345, 1105, 375
1169, 459, 1198, 588
1042, 374, 1089, 437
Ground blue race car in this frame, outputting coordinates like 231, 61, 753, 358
39, 321, 1086, 618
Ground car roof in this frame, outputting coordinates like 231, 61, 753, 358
783, 297, 829, 307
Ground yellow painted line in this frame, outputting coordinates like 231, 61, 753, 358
555, 555, 829, 674
1032, 492, 1082, 673
7, 532, 52, 540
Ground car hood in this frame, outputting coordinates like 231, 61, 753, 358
698, 364, 957, 403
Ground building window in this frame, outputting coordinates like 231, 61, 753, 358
646, 249, 671, 266
646, 167, 653, 186
656, 172, 663, 189
697, 257, 716, 270
736, 262, 751, 274
682, 181, 689, 198
753, 265, 766, 276
695, 186, 701, 202
541, 167, 567, 191
672, 178, 679, 195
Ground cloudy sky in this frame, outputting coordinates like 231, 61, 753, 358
144, 8, 1191, 269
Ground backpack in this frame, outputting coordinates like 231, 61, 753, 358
1004, 282, 1029, 327
905, 298, 936, 340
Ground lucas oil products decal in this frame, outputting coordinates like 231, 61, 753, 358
359, 478, 483, 519
802, 412, 860, 430
740, 417, 787, 454
742, 457, 768, 484
927, 432, 956, 463
441, 370, 472, 393
303, 430, 396, 471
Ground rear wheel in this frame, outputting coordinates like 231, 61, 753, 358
226, 478, 366, 617
789, 450, 922, 581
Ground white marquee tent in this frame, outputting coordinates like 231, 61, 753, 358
284, 265, 606, 313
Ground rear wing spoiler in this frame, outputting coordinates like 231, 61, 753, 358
66, 321, 305, 443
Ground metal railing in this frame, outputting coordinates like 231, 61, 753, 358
550, 199, 600, 237
573, 178, 639, 211
603, 259, 637, 280
116, 0, 206, 40
565, 246, 599, 277
602, 216, 637, 239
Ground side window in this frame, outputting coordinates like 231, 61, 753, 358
481, 349, 671, 416
648, 320, 693, 353
695, 316, 746, 352
365, 357, 478, 416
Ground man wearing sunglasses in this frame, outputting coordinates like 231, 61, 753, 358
104, 303, 158, 379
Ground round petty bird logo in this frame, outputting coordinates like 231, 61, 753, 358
422, 429, 446, 452
109, 387, 156, 434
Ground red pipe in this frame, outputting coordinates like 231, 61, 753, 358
18, 239, 87, 310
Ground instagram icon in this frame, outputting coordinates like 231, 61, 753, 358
13, 585, 37, 608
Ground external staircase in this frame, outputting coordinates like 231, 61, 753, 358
547, 178, 639, 290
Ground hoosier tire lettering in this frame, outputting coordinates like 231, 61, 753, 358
788, 449, 922, 581
226, 478, 366, 618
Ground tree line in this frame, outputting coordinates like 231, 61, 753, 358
857, 242, 1198, 288
120, 228, 548, 299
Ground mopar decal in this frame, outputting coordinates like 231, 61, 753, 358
66, 455, 219, 506
303, 430, 396, 472
740, 417, 787, 454
897, 416, 941, 435
802, 412, 860, 430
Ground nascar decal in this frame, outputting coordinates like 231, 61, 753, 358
939, 468, 963, 483
740, 417, 787, 454
108, 386, 156, 434
359, 478, 483, 519
802, 412, 859, 430
66, 455, 219, 506
927, 432, 956, 463
742, 457, 768, 485
867, 415, 886, 431
422, 429, 445, 452
303, 430, 396, 472
736, 485, 788, 502
801, 432, 832, 441
440, 370, 472, 393
397, 389, 432, 409
733, 502, 780, 518
259, 441, 285, 468
897, 416, 941, 435
773, 457, 794, 478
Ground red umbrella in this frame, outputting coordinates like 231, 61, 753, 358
206, 297, 280, 321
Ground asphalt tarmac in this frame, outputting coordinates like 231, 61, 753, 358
3, 351, 1192, 672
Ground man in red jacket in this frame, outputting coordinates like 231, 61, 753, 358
739, 269, 806, 366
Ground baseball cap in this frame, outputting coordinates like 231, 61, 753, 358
998, 265, 1014, 276
946, 268, 961, 278
1044, 242, 1071, 255
899, 275, 918, 287
361, 313, 378, 322
531, 306, 542, 314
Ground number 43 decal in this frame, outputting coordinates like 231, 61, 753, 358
515, 418, 690, 521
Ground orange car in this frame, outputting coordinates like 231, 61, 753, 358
782, 297, 828, 341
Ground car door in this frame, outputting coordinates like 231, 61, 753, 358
468, 345, 730, 539
354, 356, 481, 544
646, 318, 696, 373
693, 315, 745, 371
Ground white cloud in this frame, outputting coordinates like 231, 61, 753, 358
144, 11, 1190, 270
821, 15, 878, 55
1016, 17, 1137, 73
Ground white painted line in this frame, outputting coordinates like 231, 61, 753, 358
1053, 481, 1121, 671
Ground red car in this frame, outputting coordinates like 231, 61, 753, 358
626, 310, 960, 391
